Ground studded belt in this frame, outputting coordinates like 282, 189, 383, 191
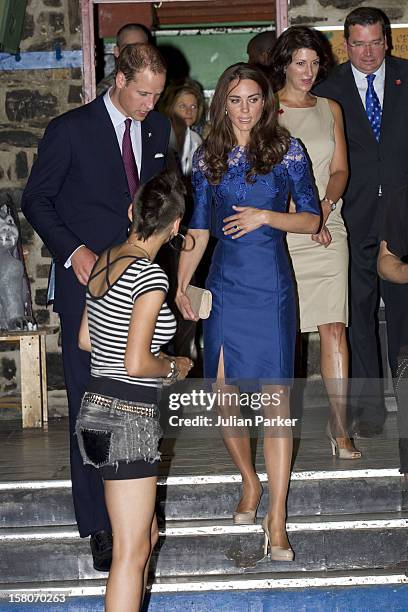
83, 392, 158, 418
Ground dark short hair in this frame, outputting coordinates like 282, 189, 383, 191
116, 43, 166, 83
344, 7, 386, 40
116, 23, 150, 48
132, 170, 186, 240
269, 26, 332, 91
247, 31, 276, 60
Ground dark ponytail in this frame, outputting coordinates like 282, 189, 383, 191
131, 170, 186, 240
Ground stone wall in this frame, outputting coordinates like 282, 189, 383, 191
2, 0, 400, 412
289, 0, 408, 27
0, 0, 82, 410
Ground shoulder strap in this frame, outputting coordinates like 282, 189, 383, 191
89, 253, 145, 282
88, 253, 145, 299
105, 249, 112, 289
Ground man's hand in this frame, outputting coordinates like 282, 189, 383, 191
71, 246, 98, 285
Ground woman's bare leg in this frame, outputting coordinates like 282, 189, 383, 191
215, 348, 261, 512
143, 514, 159, 594
319, 322, 359, 452
104, 476, 157, 612
262, 385, 293, 549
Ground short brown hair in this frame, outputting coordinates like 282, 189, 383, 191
116, 23, 150, 48
116, 43, 166, 83
344, 7, 386, 40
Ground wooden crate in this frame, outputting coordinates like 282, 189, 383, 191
0, 330, 48, 428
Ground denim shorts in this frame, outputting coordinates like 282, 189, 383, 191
75, 390, 162, 470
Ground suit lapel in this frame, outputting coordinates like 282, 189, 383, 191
94, 100, 165, 193
140, 116, 155, 184
140, 116, 153, 183
92, 97, 129, 195
380, 58, 402, 144
342, 62, 379, 148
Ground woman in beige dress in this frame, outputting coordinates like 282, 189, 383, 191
271, 26, 361, 458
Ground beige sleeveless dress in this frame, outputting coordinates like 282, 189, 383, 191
279, 97, 348, 332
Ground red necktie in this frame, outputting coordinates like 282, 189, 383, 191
122, 118, 140, 199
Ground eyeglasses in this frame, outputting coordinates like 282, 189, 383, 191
347, 40, 385, 49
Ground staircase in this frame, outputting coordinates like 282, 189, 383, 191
0, 461, 407, 610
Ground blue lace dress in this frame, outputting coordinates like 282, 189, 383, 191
189, 138, 320, 384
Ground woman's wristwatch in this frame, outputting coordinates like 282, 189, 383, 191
322, 196, 337, 211
163, 358, 180, 386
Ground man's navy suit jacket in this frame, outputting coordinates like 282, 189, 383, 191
314, 56, 408, 238
22, 95, 170, 314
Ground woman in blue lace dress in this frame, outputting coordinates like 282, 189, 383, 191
176, 64, 320, 559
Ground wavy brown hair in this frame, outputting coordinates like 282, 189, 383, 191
204, 63, 290, 185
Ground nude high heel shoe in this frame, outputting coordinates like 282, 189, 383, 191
233, 485, 263, 525
262, 515, 294, 562
326, 424, 362, 460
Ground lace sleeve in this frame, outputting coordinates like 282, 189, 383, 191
189, 148, 212, 230
282, 138, 320, 216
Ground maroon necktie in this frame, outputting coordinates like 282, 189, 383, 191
122, 118, 140, 199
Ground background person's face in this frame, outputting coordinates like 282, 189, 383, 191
114, 29, 148, 57
345, 22, 387, 74
284, 48, 320, 93
115, 69, 166, 121
247, 43, 269, 66
173, 92, 199, 127
225, 78, 264, 141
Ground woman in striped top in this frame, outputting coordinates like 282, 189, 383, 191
77, 170, 193, 612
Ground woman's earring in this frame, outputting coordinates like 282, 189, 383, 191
225, 109, 228, 116
169, 232, 186, 252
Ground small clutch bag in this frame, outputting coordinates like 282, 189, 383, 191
185, 285, 212, 319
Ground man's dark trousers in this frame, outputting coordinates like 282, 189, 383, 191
60, 312, 111, 536
22, 96, 170, 536
315, 56, 408, 430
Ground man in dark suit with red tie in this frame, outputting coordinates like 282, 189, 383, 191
22, 44, 170, 569
315, 7, 408, 438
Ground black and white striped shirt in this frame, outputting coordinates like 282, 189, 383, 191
87, 258, 176, 387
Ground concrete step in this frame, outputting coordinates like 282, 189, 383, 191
0, 513, 407, 583
0, 469, 403, 528
1, 568, 408, 598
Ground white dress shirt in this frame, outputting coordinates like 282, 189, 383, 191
64, 90, 142, 270
103, 88, 142, 172
181, 127, 202, 176
351, 60, 385, 109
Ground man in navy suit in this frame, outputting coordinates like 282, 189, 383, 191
22, 43, 170, 569
315, 7, 408, 437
